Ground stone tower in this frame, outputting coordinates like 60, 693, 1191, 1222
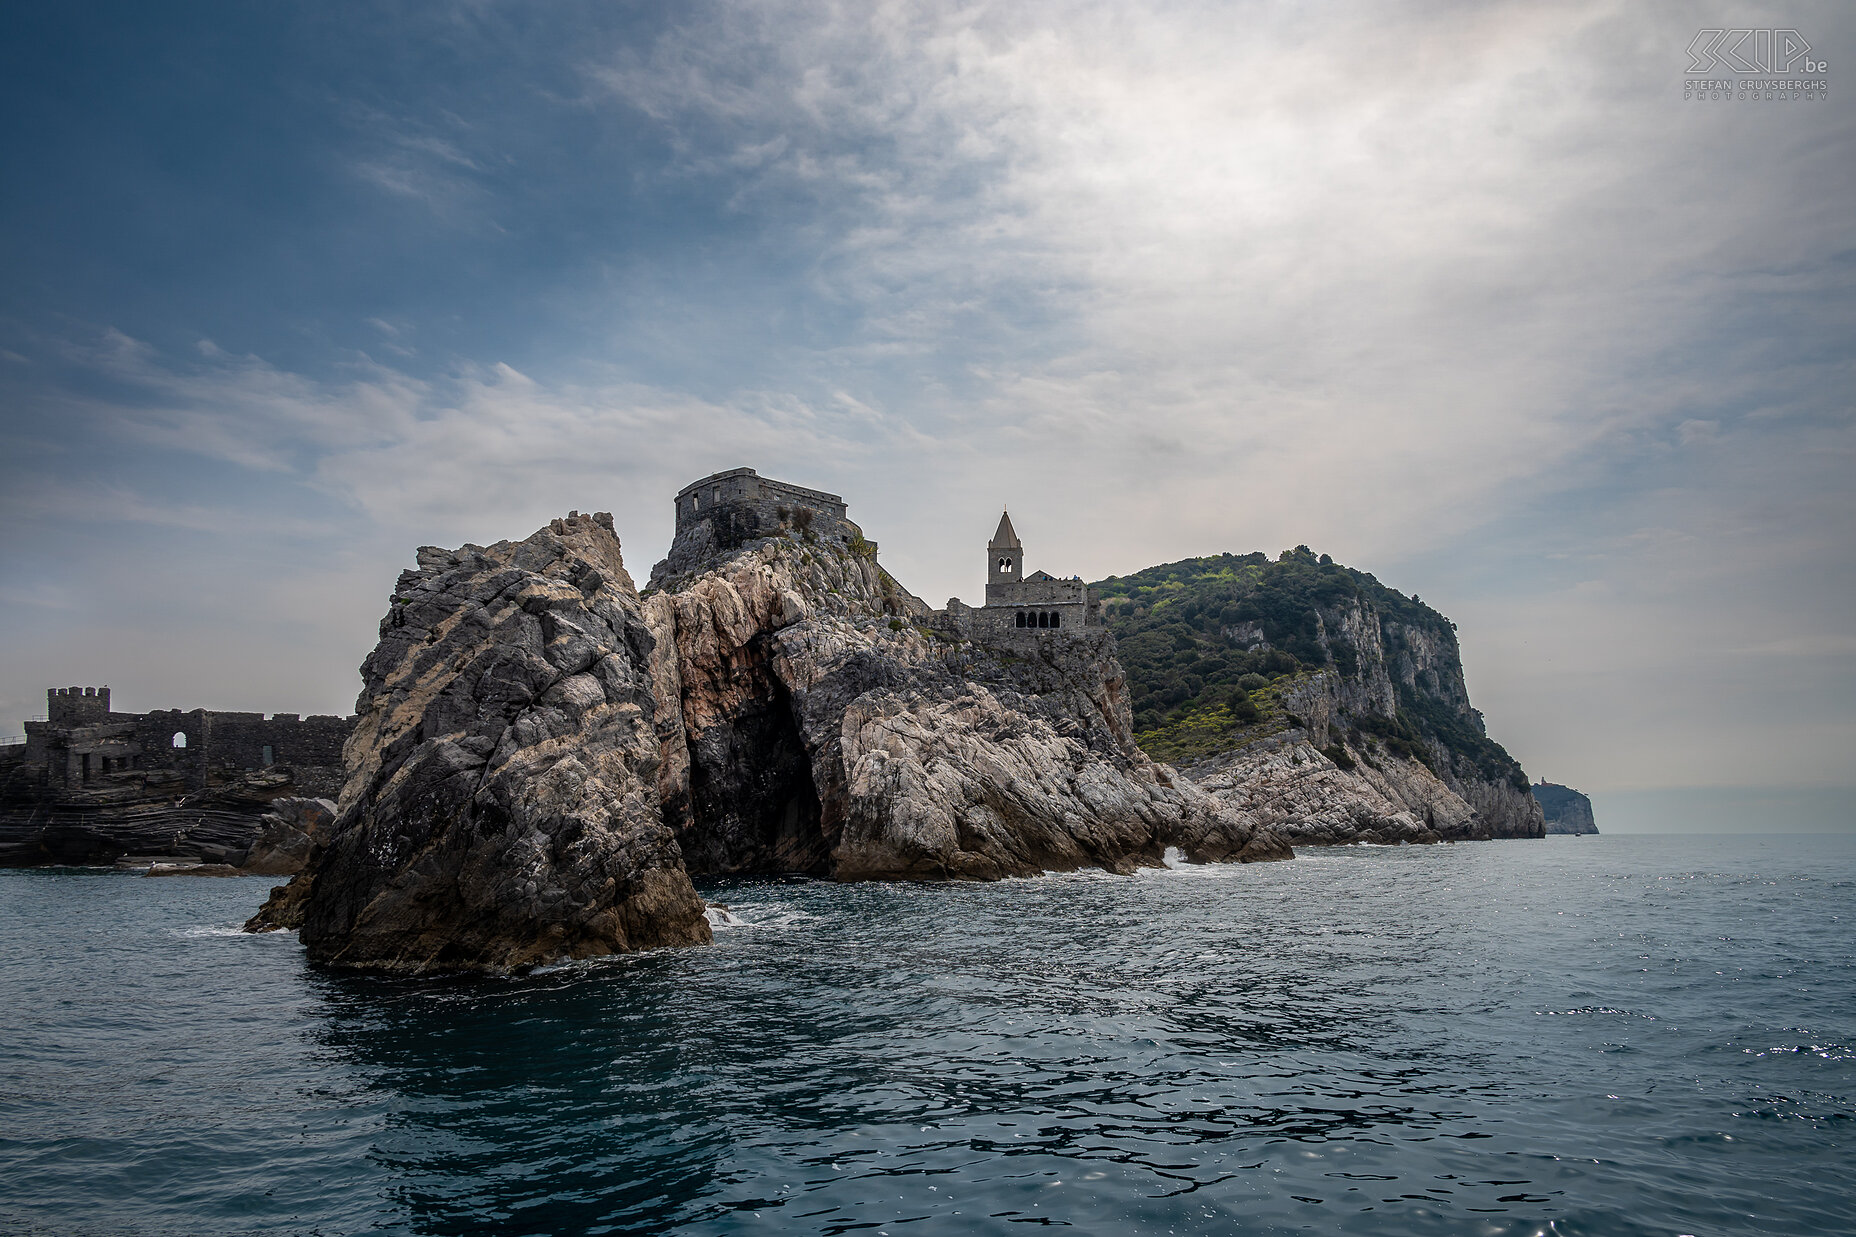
976, 510, 1095, 633
47, 686, 111, 727
988, 511, 1022, 588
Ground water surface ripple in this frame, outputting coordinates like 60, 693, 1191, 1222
2, 835, 1851, 1234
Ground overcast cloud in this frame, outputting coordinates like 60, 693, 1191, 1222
2, 0, 1851, 830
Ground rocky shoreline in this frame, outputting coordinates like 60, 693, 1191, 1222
247, 510, 1291, 972
1093, 552, 1545, 846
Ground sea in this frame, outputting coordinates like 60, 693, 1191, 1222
1, 834, 1851, 1236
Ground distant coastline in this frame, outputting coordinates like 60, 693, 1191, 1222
1533, 781, 1599, 834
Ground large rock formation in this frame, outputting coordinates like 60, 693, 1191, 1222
250, 508, 1288, 973
1096, 550, 1545, 845
247, 513, 711, 972
1532, 781, 1599, 834
643, 536, 1284, 882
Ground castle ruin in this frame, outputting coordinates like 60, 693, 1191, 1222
654, 467, 1099, 639
652, 467, 873, 583
18, 686, 352, 798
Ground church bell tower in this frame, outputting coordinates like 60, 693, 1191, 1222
988, 511, 1022, 589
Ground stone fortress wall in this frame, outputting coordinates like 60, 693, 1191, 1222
21, 686, 352, 798
13, 475, 1090, 799
654, 467, 874, 583
970, 590, 1092, 636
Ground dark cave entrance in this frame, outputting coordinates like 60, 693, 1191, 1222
676, 646, 828, 877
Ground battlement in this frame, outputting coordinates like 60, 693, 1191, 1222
18, 691, 354, 797
47, 686, 111, 725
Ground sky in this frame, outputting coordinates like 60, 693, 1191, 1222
2, 1, 1851, 832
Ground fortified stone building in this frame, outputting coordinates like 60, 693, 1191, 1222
652, 467, 873, 583
653, 468, 1098, 640
18, 686, 352, 798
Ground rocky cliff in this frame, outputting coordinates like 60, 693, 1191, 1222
644, 538, 1284, 882
250, 510, 1288, 973
1532, 781, 1598, 834
247, 513, 712, 972
1094, 550, 1544, 845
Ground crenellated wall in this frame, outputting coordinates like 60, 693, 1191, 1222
17, 688, 352, 798
46, 686, 111, 726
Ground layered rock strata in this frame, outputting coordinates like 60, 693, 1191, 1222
0, 759, 334, 870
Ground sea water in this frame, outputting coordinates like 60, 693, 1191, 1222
1, 834, 1851, 1235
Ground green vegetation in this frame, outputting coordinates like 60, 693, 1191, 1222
1092, 547, 1527, 787
1092, 547, 1370, 735
1129, 673, 1298, 766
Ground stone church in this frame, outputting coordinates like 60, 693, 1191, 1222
976, 511, 1098, 635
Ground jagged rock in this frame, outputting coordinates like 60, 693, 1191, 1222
248, 507, 1292, 975
1182, 732, 1479, 846
246, 514, 710, 973
645, 536, 1290, 879
238, 797, 336, 875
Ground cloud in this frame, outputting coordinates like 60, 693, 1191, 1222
573, 1, 1854, 566
26, 331, 906, 566
0, 476, 332, 537
343, 104, 496, 220
2, 0, 1852, 816
59, 328, 426, 472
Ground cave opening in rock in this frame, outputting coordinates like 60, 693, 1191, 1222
676, 645, 828, 878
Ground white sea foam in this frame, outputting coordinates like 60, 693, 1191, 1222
709, 903, 821, 929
